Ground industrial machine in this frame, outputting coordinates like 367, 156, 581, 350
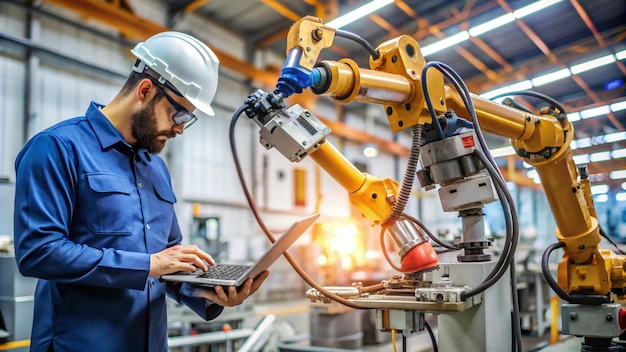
0, 182, 35, 352
234, 16, 626, 352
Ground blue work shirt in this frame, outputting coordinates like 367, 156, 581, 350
13, 102, 223, 352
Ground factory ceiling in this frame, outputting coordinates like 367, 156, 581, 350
17, 0, 626, 187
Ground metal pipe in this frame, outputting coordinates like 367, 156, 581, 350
0, 31, 127, 79
238, 314, 277, 352
167, 328, 254, 349
308, 141, 366, 194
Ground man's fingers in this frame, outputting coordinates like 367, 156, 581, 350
196, 252, 215, 266
251, 271, 270, 292
215, 286, 228, 302
178, 246, 215, 267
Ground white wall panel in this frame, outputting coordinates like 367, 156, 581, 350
0, 57, 25, 179
0, 2, 25, 35
177, 105, 253, 204
24, 65, 121, 137
37, 15, 129, 75
131, 0, 168, 27
175, 13, 245, 67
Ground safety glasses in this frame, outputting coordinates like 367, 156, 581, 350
150, 79, 197, 129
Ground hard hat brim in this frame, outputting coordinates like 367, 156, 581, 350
189, 97, 215, 117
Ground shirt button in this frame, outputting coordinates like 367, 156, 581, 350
146, 224, 151, 230
149, 280, 155, 289
138, 182, 143, 188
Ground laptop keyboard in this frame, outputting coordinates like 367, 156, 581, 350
197, 264, 251, 280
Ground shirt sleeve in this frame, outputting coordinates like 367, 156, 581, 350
14, 132, 150, 290
163, 207, 224, 320
166, 282, 224, 320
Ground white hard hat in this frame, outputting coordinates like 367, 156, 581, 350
131, 31, 220, 117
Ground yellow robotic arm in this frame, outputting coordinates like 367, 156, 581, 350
275, 15, 626, 299
243, 15, 626, 348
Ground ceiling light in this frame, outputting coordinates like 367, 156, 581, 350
591, 184, 609, 195
604, 131, 626, 143
421, 31, 470, 57
573, 154, 589, 164
325, 0, 394, 29
622, 182, 626, 191
531, 68, 571, 87
570, 54, 616, 75
612, 149, 626, 159
580, 106, 610, 119
482, 54, 624, 97
513, 0, 562, 18
611, 101, 626, 112
523, 162, 532, 168
567, 112, 581, 122
610, 170, 626, 179
595, 194, 609, 203
508, 80, 533, 91
576, 138, 592, 148
617, 193, 626, 202
590, 173, 607, 182
590, 151, 611, 162
362, 143, 379, 158
591, 135, 606, 145
617, 50, 626, 61
480, 80, 532, 99
417, 0, 563, 59
469, 13, 515, 37
526, 169, 538, 179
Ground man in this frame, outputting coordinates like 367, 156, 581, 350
13, 31, 269, 352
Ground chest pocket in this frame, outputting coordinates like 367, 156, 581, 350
151, 183, 176, 232
85, 173, 133, 235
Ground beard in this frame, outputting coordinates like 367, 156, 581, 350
131, 101, 176, 154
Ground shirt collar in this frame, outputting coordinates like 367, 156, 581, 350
86, 102, 131, 151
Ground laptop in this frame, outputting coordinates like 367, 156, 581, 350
161, 213, 319, 290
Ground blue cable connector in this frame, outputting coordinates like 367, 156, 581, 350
275, 49, 312, 97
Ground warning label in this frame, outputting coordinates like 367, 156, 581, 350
462, 136, 475, 148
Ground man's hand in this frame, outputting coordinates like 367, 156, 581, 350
195, 270, 270, 307
149, 244, 215, 277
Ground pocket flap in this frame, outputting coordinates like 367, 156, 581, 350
153, 183, 177, 204
86, 173, 131, 195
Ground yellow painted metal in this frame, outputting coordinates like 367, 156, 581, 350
308, 142, 365, 193
370, 35, 434, 132
580, 176, 597, 218
285, 16, 336, 70
603, 249, 626, 292
557, 247, 626, 296
308, 142, 398, 223
43, 0, 163, 39
260, 0, 301, 22
550, 296, 559, 345
0, 340, 30, 350
446, 89, 530, 140
320, 59, 412, 105
183, 0, 211, 14
348, 176, 400, 224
